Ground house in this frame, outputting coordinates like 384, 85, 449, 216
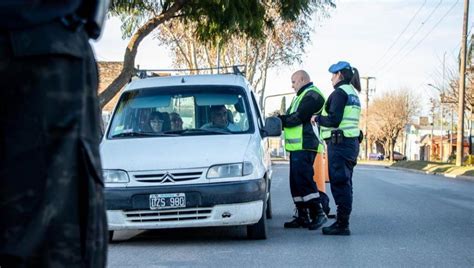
419, 134, 469, 162
97, 61, 124, 113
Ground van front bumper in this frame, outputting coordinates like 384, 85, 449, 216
105, 179, 266, 230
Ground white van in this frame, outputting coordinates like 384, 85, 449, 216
101, 73, 281, 240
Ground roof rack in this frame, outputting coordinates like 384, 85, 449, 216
135, 65, 246, 79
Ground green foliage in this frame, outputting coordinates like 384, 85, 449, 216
109, 0, 336, 42
109, 0, 170, 38
183, 0, 265, 43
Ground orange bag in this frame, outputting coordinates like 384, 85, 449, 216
313, 151, 329, 193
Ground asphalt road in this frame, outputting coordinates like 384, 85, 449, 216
108, 164, 474, 267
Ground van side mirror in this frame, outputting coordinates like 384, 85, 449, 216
262, 116, 282, 137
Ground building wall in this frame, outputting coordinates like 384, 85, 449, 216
405, 133, 419, 160
97, 61, 124, 112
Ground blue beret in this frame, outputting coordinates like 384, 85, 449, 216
328, 61, 352, 73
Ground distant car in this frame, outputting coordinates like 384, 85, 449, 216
368, 153, 384, 160
387, 151, 406, 161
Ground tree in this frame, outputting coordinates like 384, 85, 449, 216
154, 1, 334, 107
431, 36, 474, 114
99, 0, 335, 109
368, 90, 419, 161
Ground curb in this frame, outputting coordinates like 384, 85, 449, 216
387, 166, 474, 182
271, 160, 289, 165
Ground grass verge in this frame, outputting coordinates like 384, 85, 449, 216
391, 161, 474, 177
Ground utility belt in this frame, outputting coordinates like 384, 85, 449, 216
324, 129, 360, 144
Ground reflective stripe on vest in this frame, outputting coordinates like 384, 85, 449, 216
284, 85, 325, 152
320, 84, 361, 139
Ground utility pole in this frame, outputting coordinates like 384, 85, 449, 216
430, 98, 436, 161
361, 76, 376, 159
456, 0, 469, 166
440, 105, 444, 161
451, 108, 454, 157
440, 52, 446, 162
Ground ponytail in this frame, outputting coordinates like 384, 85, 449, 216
350, 67, 361, 92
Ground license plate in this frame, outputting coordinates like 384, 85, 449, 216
149, 193, 186, 210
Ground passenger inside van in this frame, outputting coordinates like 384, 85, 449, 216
201, 105, 240, 131
147, 111, 170, 132
170, 112, 183, 131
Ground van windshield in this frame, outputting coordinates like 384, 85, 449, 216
107, 85, 254, 139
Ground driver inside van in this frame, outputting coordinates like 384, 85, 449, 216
201, 105, 240, 131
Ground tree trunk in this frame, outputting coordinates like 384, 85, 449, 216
98, 1, 186, 108
185, 42, 195, 72
164, 24, 193, 70
203, 46, 214, 73
190, 41, 199, 73
247, 44, 260, 85
391, 138, 395, 162
244, 39, 250, 77
258, 41, 272, 108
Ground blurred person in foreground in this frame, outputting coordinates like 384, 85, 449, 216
0, 1, 109, 266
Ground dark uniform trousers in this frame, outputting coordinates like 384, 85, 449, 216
327, 137, 359, 217
0, 21, 107, 267
289, 150, 320, 208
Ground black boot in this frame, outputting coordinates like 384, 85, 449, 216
308, 203, 328, 230
322, 215, 350, 235
284, 208, 310, 228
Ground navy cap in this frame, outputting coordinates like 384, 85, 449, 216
328, 61, 352, 73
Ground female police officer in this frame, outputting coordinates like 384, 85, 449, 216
313, 61, 362, 235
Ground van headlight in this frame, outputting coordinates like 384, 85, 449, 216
103, 169, 129, 183
207, 162, 254, 179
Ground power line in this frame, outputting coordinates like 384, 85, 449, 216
378, 0, 460, 76
375, 0, 443, 75
450, 22, 474, 55
404, 1, 460, 60
370, 0, 427, 73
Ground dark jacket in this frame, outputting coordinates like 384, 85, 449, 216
0, 1, 81, 30
317, 80, 363, 142
279, 82, 325, 151
317, 80, 349, 128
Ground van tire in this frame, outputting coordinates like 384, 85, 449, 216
247, 203, 267, 240
266, 192, 273, 219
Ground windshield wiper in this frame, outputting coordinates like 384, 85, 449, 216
163, 128, 230, 135
111, 131, 177, 138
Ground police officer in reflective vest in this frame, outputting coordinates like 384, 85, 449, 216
314, 61, 362, 235
279, 70, 328, 230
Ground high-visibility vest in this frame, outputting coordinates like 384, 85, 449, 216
320, 84, 361, 139
284, 85, 325, 152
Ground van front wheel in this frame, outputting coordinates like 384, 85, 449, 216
247, 203, 267, 240
109, 231, 114, 243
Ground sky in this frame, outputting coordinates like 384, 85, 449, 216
91, 0, 473, 116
